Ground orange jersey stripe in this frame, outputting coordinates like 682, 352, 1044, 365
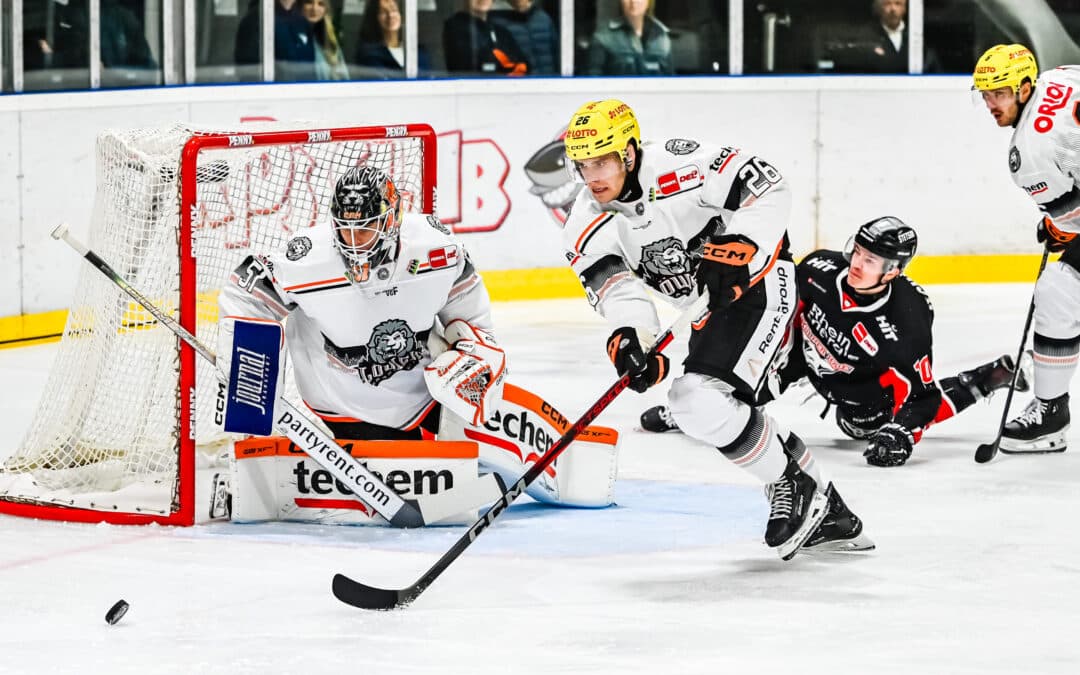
283, 276, 348, 292
750, 238, 786, 287
574, 213, 610, 254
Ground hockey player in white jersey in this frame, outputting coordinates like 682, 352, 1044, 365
974, 44, 1079, 452
561, 99, 870, 557
219, 166, 617, 510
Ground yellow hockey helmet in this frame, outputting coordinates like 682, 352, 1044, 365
973, 44, 1038, 93
564, 99, 641, 165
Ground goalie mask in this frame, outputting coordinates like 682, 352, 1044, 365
843, 216, 918, 274
331, 166, 402, 281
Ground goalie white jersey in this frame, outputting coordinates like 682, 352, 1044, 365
562, 138, 791, 335
1011, 66, 1080, 234
219, 212, 492, 429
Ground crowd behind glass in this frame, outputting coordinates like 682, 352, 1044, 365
6, 0, 1080, 92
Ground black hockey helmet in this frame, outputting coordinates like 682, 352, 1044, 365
844, 216, 918, 273
330, 165, 402, 277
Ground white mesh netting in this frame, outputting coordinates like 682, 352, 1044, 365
1, 123, 429, 520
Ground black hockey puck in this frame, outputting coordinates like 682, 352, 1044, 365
105, 599, 130, 625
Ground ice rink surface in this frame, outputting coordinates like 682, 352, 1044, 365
1, 284, 1078, 675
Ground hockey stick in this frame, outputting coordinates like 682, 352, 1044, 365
974, 248, 1050, 464
332, 293, 711, 610
52, 224, 496, 527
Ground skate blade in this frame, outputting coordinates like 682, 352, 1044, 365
999, 427, 1069, 454
776, 491, 830, 561
803, 532, 876, 554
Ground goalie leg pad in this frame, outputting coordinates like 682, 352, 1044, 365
425, 320, 507, 426
437, 382, 619, 507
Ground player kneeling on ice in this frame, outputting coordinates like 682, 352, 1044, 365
561, 98, 869, 558
215, 166, 618, 524
643, 218, 1029, 469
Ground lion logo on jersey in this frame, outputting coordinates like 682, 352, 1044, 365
638, 237, 695, 298
322, 319, 426, 386
368, 319, 416, 364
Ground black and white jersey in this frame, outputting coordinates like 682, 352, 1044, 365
562, 138, 791, 335
1010, 66, 1080, 235
219, 213, 492, 430
793, 250, 942, 433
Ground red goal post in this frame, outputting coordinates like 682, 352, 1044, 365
0, 123, 437, 526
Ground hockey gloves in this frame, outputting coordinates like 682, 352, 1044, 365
696, 234, 758, 310
425, 320, 507, 426
1036, 215, 1077, 253
863, 423, 914, 467
607, 327, 669, 393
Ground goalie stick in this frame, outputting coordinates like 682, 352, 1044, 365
52, 223, 500, 527
332, 293, 711, 610
974, 248, 1050, 464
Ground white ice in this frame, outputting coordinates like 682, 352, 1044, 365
1, 284, 1077, 675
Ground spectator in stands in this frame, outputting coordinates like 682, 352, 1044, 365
826, 0, 940, 73
490, 0, 559, 76
584, 0, 672, 76
355, 0, 431, 77
301, 0, 349, 80
443, 0, 529, 76
25, 0, 156, 71
235, 0, 316, 80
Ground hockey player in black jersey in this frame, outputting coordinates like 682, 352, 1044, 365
642, 217, 1027, 471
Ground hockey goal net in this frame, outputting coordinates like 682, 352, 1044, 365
0, 123, 436, 525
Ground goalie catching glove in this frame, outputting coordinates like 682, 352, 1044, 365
424, 320, 506, 426
607, 327, 669, 393
696, 234, 758, 310
863, 423, 914, 467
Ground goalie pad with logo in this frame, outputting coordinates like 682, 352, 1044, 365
225, 438, 491, 526
439, 382, 619, 507
424, 319, 507, 426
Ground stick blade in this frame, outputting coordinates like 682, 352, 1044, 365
974, 442, 998, 464
332, 573, 411, 610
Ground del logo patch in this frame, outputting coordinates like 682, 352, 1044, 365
656, 165, 699, 196
852, 321, 879, 356
409, 245, 459, 274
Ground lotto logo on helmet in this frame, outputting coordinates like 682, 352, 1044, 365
973, 43, 1038, 92
566, 128, 598, 139
607, 103, 630, 118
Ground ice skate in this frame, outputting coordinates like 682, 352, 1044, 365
1000, 393, 1069, 454
803, 483, 875, 553
960, 352, 1030, 399
639, 405, 679, 433
764, 458, 829, 561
